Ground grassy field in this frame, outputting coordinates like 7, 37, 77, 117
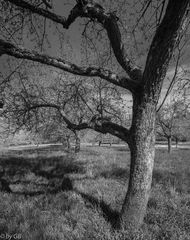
0, 145, 189, 240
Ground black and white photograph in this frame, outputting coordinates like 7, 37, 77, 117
0, 0, 190, 239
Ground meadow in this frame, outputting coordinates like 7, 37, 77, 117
0, 144, 189, 240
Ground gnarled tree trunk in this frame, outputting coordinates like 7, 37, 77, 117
120, 96, 156, 230
119, 0, 189, 230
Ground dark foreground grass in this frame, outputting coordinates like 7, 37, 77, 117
0, 145, 189, 239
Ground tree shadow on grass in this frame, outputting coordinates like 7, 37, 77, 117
9, 180, 120, 228
75, 189, 120, 228
11, 189, 121, 228
0, 154, 85, 179
0, 147, 123, 228
0, 149, 86, 196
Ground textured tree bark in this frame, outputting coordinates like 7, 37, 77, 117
120, 96, 156, 230
167, 136, 172, 153
119, 0, 190, 230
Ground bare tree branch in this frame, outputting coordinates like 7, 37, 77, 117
0, 39, 137, 91
142, 0, 190, 102
5, 0, 142, 82
23, 103, 130, 142
6, 0, 75, 28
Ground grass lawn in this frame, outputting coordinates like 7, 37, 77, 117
0, 145, 189, 239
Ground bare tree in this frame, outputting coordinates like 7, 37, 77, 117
1, 62, 124, 151
157, 100, 189, 153
0, 0, 189, 230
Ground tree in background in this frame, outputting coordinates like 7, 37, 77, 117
0, 0, 190, 230
156, 46, 190, 152
1, 60, 124, 152
157, 100, 189, 153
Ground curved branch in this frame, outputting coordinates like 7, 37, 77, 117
80, 3, 142, 81
24, 104, 130, 142
74, 120, 130, 143
6, 0, 142, 82
0, 39, 137, 91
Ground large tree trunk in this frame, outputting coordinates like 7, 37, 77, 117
119, 0, 190, 230
167, 136, 172, 153
120, 96, 156, 230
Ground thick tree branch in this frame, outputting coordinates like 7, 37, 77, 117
75, 120, 130, 143
142, 0, 190, 102
5, 0, 77, 28
5, 0, 142, 82
25, 104, 130, 142
0, 39, 136, 91
78, 1, 142, 81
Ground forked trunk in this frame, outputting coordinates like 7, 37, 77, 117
120, 97, 156, 230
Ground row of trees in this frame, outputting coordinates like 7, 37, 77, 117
2, 92, 190, 153
0, 0, 190, 231
2, 64, 189, 153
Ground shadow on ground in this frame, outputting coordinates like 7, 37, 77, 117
0, 147, 85, 195
0, 147, 121, 227
75, 190, 120, 228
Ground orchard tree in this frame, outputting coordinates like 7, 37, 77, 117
156, 100, 189, 153
0, 0, 190, 230
1, 61, 124, 152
